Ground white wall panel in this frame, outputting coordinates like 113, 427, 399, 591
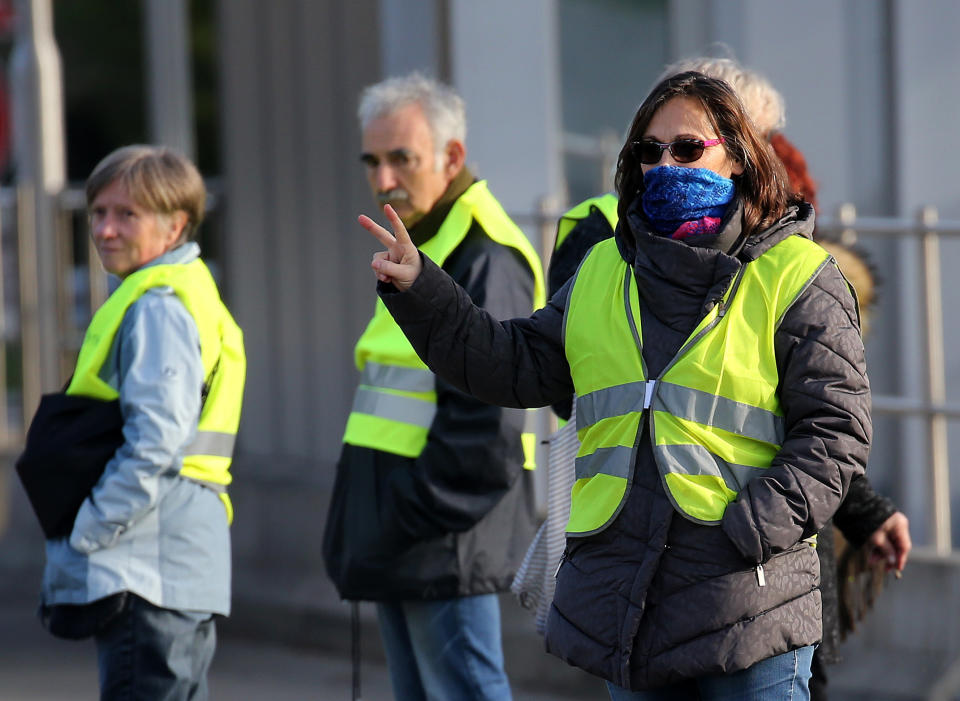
448, 0, 565, 226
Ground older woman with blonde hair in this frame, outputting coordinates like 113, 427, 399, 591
32, 145, 245, 700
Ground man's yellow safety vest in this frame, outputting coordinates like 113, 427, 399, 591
343, 180, 545, 460
67, 258, 246, 522
563, 235, 830, 535
555, 193, 619, 251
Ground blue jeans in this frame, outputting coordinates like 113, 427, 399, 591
94, 594, 216, 701
606, 645, 814, 701
377, 594, 512, 701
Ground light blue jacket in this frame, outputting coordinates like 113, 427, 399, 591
42, 243, 231, 615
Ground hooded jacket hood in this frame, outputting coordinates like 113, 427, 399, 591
612, 196, 816, 337
616, 194, 816, 263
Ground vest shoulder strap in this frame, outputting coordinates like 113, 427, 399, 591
425, 180, 545, 308
556, 193, 619, 251
750, 234, 832, 324
67, 260, 224, 399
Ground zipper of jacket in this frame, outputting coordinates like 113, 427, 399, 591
755, 564, 766, 586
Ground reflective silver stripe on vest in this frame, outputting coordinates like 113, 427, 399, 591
574, 445, 634, 481
351, 387, 437, 429
361, 361, 434, 394
576, 382, 648, 431
185, 430, 237, 457
655, 381, 784, 446
655, 442, 767, 492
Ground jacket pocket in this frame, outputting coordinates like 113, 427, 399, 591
41, 592, 129, 640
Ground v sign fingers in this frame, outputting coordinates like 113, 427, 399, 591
382, 204, 415, 251
359, 204, 423, 291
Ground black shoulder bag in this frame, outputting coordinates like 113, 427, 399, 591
15, 392, 125, 539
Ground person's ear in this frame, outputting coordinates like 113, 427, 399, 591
730, 158, 745, 177
443, 139, 466, 178
167, 210, 189, 244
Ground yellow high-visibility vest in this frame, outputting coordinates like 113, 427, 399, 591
67, 258, 246, 523
343, 180, 545, 459
551, 194, 620, 430
563, 235, 830, 535
555, 193, 619, 251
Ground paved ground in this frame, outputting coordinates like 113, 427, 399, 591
0, 570, 926, 701
0, 464, 607, 700
0, 599, 390, 701
0, 588, 604, 701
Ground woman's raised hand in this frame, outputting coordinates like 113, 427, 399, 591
359, 204, 423, 291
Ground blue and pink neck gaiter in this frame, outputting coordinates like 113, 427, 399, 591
641, 165, 736, 240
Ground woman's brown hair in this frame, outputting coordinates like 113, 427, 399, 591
615, 71, 796, 237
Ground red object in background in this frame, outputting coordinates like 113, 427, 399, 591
0, 0, 12, 36
769, 132, 819, 212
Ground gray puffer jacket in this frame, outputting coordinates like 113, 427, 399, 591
379, 197, 871, 690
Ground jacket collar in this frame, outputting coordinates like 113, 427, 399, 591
149, 241, 200, 267
615, 195, 816, 267
111, 242, 200, 285
738, 201, 816, 261
614, 196, 815, 335
407, 167, 476, 247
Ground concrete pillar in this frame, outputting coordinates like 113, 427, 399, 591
378, 0, 448, 80
8, 0, 66, 412
142, 0, 195, 158
447, 0, 564, 224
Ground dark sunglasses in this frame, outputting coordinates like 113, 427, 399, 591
634, 138, 725, 165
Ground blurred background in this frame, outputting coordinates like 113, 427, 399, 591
0, 1, 959, 699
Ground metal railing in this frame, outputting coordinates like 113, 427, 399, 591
0, 185, 103, 450
818, 206, 960, 554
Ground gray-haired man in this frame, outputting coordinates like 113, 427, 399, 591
323, 72, 545, 700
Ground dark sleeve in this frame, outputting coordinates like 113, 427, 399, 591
833, 475, 897, 548
380, 250, 573, 410
378, 231, 570, 541
722, 261, 872, 563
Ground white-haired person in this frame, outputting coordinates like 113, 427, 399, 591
322, 72, 545, 701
